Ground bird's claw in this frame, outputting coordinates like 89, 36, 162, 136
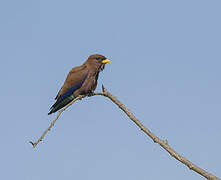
87, 92, 94, 97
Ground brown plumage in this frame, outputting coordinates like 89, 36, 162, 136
48, 54, 110, 115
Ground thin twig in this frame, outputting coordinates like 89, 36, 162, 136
30, 85, 220, 180
29, 95, 86, 148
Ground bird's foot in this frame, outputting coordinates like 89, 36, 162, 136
87, 92, 94, 97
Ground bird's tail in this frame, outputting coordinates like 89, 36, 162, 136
48, 95, 75, 115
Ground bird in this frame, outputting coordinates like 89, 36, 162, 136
48, 54, 111, 115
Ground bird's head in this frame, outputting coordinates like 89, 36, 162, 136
85, 54, 111, 72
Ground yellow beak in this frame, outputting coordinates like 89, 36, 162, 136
102, 59, 111, 64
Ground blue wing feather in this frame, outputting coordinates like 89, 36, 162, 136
50, 74, 88, 110
56, 74, 88, 104
48, 74, 88, 114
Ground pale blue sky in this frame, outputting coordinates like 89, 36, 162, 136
0, 0, 220, 179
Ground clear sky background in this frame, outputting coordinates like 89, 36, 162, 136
0, 0, 220, 179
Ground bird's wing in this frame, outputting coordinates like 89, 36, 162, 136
48, 65, 88, 114
55, 65, 88, 101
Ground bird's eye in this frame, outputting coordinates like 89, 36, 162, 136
96, 57, 100, 60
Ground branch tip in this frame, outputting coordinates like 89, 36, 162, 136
102, 84, 104, 92
102, 84, 107, 93
29, 141, 36, 148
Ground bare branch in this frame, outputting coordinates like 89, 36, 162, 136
30, 86, 220, 180
29, 95, 86, 148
